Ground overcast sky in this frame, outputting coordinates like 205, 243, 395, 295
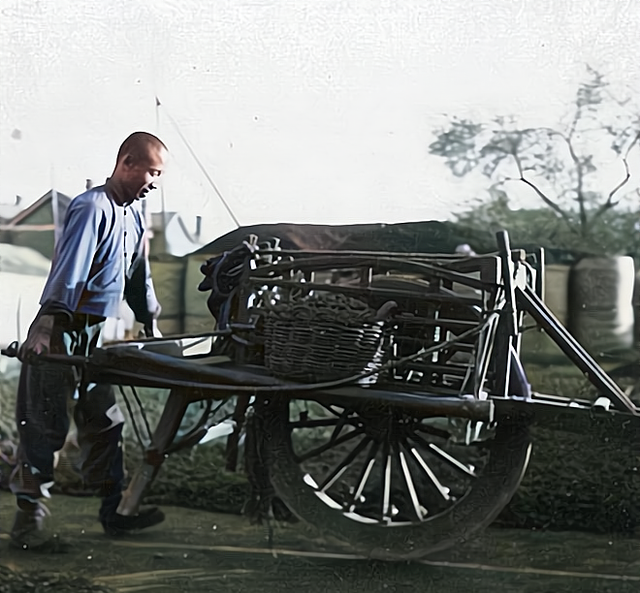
1, 0, 639, 240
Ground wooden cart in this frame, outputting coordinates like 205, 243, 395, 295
5, 230, 639, 560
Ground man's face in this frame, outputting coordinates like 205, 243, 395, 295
121, 145, 167, 204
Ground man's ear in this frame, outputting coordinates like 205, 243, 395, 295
123, 154, 135, 168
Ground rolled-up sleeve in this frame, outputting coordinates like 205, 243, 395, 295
145, 262, 160, 315
39, 199, 104, 318
124, 207, 160, 325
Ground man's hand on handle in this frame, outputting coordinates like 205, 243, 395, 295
18, 314, 55, 362
143, 302, 162, 338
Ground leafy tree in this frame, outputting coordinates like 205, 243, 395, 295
453, 193, 640, 259
429, 67, 640, 252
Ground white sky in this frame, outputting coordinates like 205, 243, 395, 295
1, 0, 639, 241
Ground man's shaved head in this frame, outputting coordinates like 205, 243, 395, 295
116, 131, 168, 166
108, 131, 168, 205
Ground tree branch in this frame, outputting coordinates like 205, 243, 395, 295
504, 150, 577, 233
505, 176, 577, 231
589, 130, 640, 225
521, 126, 587, 234
567, 105, 582, 140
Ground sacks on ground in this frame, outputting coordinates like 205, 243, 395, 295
632, 269, 640, 347
184, 256, 213, 319
156, 316, 183, 336
521, 264, 571, 361
149, 259, 186, 318
568, 256, 635, 356
183, 315, 215, 334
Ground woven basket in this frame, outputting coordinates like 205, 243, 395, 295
261, 293, 388, 383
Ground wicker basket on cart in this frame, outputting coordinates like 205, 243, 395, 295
260, 292, 391, 384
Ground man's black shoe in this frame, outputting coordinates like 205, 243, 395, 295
101, 505, 165, 536
10, 500, 72, 553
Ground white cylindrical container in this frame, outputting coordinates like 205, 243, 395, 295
568, 256, 635, 356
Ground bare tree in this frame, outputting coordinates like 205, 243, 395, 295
429, 67, 640, 241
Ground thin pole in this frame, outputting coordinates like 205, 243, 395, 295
155, 96, 168, 253
156, 96, 241, 228
50, 164, 61, 249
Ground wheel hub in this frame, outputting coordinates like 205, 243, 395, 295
355, 406, 421, 442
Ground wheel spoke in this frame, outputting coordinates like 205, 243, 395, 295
270, 395, 532, 558
344, 440, 379, 512
310, 403, 355, 441
209, 399, 232, 418
396, 441, 425, 523
318, 436, 372, 493
411, 432, 477, 478
329, 412, 353, 442
380, 440, 392, 522
408, 443, 451, 502
316, 402, 346, 418
428, 443, 477, 478
294, 428, 364, 463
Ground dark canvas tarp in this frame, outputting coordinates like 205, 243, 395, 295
189, 220, 578, 265
190, 220, 498, 257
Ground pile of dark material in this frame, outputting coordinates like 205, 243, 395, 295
493, 369, 640, 534
126, 415, 640, 535
129, 444, 252, 516
499, 421, 640, 534
0, 566, 111, 593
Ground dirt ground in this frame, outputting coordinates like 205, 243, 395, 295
3, 492, 640, 593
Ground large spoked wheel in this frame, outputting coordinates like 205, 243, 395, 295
265, 398, 531, 560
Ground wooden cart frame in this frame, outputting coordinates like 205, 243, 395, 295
4, 230, 639, 560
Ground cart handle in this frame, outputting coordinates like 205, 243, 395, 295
0, 323, 256, 358
1, 341, 18, 358
1, 340, 88, 367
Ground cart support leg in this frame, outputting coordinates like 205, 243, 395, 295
517, 285, 638, 415
225, 395, 250, 472
117, 388, 190, 516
